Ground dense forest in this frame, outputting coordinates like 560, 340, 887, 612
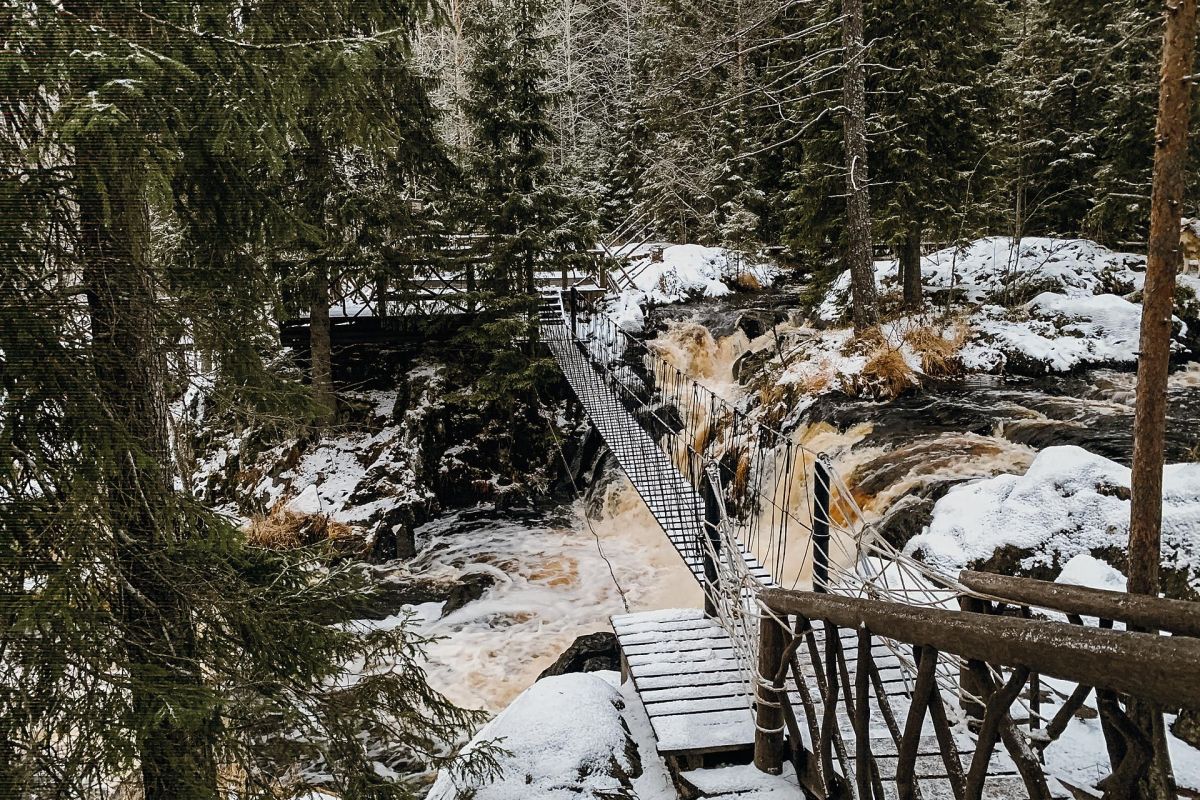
3, 1, 1199, 799
418, 0, 1190, 253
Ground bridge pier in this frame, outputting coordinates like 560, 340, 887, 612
753, 612, 787, 774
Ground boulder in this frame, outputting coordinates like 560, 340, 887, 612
538, 631, 621, 680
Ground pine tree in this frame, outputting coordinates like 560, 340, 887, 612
261, 3, 449, 427
869, 0, 1004, 309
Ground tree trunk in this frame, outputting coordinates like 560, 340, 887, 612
1130, 0, 1197, 597
901, 222, 923, 310
842, 0, 879, 332
310, 258, 337, 425
79, 138, 218, 800
1129, 5, 1195, 797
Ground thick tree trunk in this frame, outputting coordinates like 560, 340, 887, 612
310, 259, 337, 425
1129, 5, 1196, 798
1130, 0, 1197, 597
842, 0, 879, 332
900, 222, 923, 310
79, 139, 217, 800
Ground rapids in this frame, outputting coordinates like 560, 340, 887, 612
407, 478, 700, 712
402, 307, 1200, 718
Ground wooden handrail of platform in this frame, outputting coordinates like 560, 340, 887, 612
958, 569, 1200, 637
758, 587, 1200, 710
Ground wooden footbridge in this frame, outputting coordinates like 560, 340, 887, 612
539, 290, 1200, 800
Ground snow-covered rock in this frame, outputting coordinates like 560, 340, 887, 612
820, 237, 1145, 321
607, 244, 779, 331
427, 673, 640, 800
906, 445, 1200, 595
1055, 553, 1127, 593
819, 236, 1193, 375
960, 291, 1178, 374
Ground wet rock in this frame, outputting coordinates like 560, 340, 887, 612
442, 571, 499, 616
1172, 709, 1200, 750
538, 632, 621, 680
735, 310, 774, 340
339, 565, 498, 622
875, 495, 936, 550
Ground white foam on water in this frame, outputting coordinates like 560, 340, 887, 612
410, 479, 700, 713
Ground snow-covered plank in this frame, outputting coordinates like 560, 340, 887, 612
651, 707, 757, 755
632, 657, 745, 678
626, 646, 737, 669
643, 693, 751, 717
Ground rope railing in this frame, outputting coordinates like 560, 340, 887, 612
547, 291, 1200, 797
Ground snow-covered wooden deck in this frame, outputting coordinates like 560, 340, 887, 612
543, 295, 1051, 796
612, 608, 1037, 797
613, 608, 755, 757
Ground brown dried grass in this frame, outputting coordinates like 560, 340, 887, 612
861, 347, 917, 399
903, 325, 963, 377
732, 450, 752, 501
734, 272, 763, 291
247, 507, 353, 550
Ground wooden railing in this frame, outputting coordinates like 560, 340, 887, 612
754, 575, 1200, 799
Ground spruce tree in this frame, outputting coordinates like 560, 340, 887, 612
2, 4, 489, 797
463, 0, 588, 296
869, 0, 1004, 308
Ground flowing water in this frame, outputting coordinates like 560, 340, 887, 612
405, 312, 1200, 716
408, 478, 700, 712
642, 315, 1200, 590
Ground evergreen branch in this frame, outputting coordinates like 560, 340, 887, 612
131, 8, 418, 52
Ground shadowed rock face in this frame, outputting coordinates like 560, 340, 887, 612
538, 632, 621, 680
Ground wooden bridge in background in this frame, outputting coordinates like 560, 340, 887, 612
539, 290, 1200, 800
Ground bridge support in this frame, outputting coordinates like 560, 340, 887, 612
569, 287, 579, 338
754, 611, 787, 774
701, 475, 723, 618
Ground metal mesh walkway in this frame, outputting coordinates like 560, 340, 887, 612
539, 297, 775, 588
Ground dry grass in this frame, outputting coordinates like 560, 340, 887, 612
732, 450, 752, 502
734, 272, 763, 291
247, 507, 353, 550
861, 346, 918, 400
903, 324, 964, 377
795, 365, 832, 394
840, 325, 885, 357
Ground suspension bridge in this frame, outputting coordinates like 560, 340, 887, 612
539, 289, 1200, 800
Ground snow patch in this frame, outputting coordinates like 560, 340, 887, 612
1055, 553, 1127, 593
426, 673, 637, 800
906, 445, 1200, 590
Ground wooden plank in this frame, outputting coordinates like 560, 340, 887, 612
652, 708, 757, 755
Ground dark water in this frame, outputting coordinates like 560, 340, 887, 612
801, 368, 1200, 466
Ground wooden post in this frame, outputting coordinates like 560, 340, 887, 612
701, 474, 723, 618
754, 613, 787, 774
958, 595, 987, 724
569, 286, 579, 339
1130, 9, 1196, 795
1130, 0, 1198, 598
812, 459, 831, 593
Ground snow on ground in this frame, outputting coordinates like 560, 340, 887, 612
609, 244, 779, 330
426, 672, 655, 800
250, 389, 430, 524
819, 236, 1195, 375
905, 445, 1200, 588
771, 317, 964, 401
820, 237, 1146, 320
1055, 553, 1127, 593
